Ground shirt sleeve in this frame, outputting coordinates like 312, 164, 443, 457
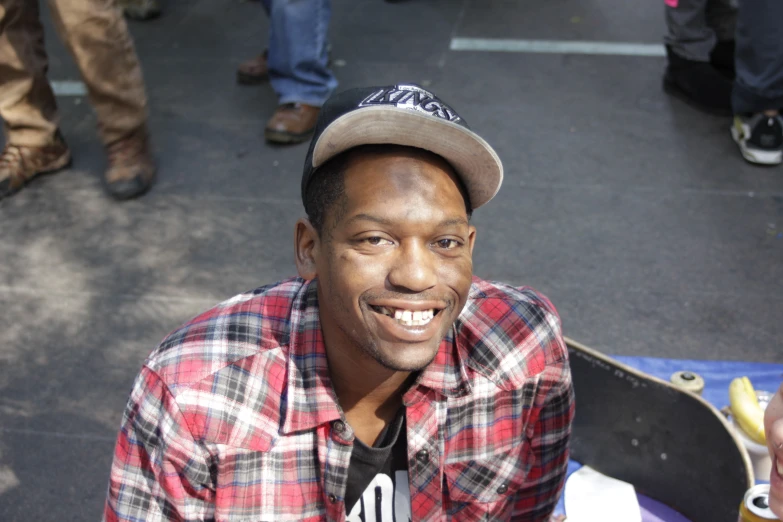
103, 366, 216, 522
511, 343, 575, 521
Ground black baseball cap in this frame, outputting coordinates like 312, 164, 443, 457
301, 83, 504, 209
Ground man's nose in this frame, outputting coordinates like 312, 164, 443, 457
387, 240, 437, 293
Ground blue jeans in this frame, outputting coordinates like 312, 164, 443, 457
261, 0, 337, 107
732, 0, 783, 113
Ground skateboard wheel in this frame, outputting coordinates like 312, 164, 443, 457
670, 371, 705, 395
739, 484, 780, 521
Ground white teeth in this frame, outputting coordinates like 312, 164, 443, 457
384, 308, 436, 326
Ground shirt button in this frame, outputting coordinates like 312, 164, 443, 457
332, 421, 345, 433
328, 494, 337, 503
496, 482, 509, 494
416, 449, 429, 463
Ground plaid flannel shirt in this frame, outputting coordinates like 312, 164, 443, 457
104, 277, 574, 522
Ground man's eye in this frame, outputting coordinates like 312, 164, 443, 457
436, 239, 460, 249
365, 237, 391, 246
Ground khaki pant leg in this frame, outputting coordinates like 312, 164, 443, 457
0, 0, 60, 146
47, 0, 148, 146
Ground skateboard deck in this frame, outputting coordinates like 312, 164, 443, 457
565, 338, 753, 522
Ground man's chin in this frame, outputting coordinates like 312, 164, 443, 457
371, 341, 441, 373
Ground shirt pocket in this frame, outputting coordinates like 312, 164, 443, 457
443, 444, 532, 521
214, 446, 325, 522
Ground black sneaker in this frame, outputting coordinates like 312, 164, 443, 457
663, 45, 733, 116
731, 114, 783, 165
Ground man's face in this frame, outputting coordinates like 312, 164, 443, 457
301, 148, 476, 372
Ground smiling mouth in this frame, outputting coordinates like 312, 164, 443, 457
369, 305, 443, 327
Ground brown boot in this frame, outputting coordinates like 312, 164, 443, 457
237, 50, 269, 85
105, 127, 156, 200
118, 0, 161, 21
0, 133, 72, 200
264, 103, 320, 144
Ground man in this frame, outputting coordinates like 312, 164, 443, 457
0, 0, 155, 201
236, 0, 337, 145
662, 0, 783, 165
104, 84, 574, 521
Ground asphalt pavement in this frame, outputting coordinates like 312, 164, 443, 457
1, 0, 781, 519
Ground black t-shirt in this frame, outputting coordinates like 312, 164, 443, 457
344, 409, 411, 522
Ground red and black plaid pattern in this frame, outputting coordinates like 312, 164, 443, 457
104, 277, 574, 521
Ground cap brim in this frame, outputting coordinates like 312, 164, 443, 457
311, 106, 503, 209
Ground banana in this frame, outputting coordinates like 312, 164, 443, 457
729, 376, 767, 445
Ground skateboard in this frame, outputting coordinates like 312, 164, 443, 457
565, 337, 754, 522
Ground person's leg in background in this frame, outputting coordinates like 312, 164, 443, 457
265, 0, 337, 144
236, 0, 272, 87
0, 0, 155, 200
237, 0, 337, 144
48, 0, 156, 199
663, 0, 736, 114
0, 0, 72, 199
731, 0, 783, 165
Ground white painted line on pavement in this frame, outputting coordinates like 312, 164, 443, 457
450, 38, 666, 57
51, 80, 87, 96
0, 427, 116, 442
0, 284, 219, 305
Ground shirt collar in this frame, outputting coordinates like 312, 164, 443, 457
281, 279, 344, 435
404, 330, 473, 404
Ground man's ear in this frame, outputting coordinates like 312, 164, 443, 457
295, 218, 320, 280
467, 225, 477, 256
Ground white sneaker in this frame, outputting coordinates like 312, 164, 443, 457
731, 113, 783, 166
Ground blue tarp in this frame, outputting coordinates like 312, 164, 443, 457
553, 355, 783, 521
613, 356, 783, 411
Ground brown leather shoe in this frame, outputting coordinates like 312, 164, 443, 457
118, 0, 161, 20
105, 127, 157, 200
237, 50, 269, 85
264, 103, 320, 144
0, 132, 72, 199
